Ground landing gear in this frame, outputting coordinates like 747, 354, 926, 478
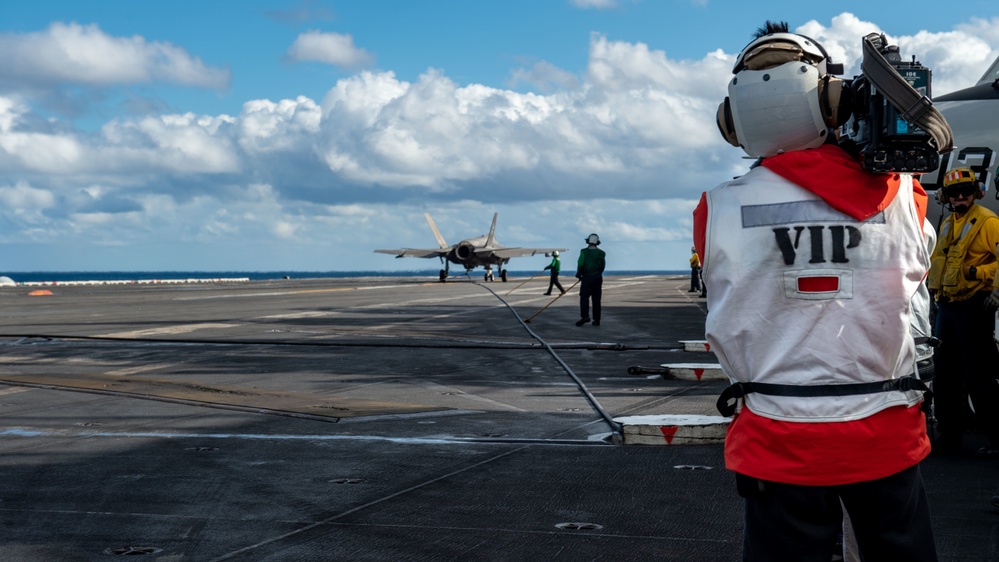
484, 269, 494, 282
500, 269, 508, 282
439, 257, 451, 283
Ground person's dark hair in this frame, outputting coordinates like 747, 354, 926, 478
753, 20, 789, 39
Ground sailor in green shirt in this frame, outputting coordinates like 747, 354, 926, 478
575, 233, 605, 326
543, 251, 566, 295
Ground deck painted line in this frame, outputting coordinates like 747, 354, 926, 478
0, 427, 601, 447
98, 323, 240, 339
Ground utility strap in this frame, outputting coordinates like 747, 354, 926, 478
860, 33, 954, 154
716, 375, 931, 417
914, 336, 941, 347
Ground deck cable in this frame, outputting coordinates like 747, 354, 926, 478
474, 281, 623, 436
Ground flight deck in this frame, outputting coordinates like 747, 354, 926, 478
0, 275, 994, 560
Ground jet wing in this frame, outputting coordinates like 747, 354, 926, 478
486, 247, 568, 259
374, 248, 449, 259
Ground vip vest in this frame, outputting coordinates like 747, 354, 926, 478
703, 166, 928, 422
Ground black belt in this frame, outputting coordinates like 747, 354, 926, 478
914, 336, 940, 347
716, 374, 932, 417
937, 291, 991, 305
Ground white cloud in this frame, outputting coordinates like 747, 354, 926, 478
0, 181, 56, 209
287, 30, 374, 68
0, 130, 84, 174
0, 14, 997, 271
794, 13, 996, 95
0, 96, 27, 132
509, 60, 581, 92
0, 22, 230, 90
272, 220, 300, 239
238, 96, 322, 153
307, 35, 737, 197
957, 16, 999, 45
103, 114, 241, 174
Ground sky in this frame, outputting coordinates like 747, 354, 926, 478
1, 1, 998, 273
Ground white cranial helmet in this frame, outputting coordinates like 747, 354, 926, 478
717, 32, 848, 158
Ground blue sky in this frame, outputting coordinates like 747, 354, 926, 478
1, 1, 998, 273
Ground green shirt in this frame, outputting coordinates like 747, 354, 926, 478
576, 247, 606, 277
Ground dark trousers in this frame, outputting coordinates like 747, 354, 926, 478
933, 292, 999, 446
579, 274, 602, 321
546, 273, 564, 294
738, 464, 937, 562
690, 267, 701, 291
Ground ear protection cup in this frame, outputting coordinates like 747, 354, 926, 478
935, 186, 949, 206
818, 75, 852, 128
716, 74, 853, 146
716, 98, 740, 147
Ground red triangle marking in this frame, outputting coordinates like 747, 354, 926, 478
694, 368, 704, 380
660, 426, 679, 444
704, 342, 711, 352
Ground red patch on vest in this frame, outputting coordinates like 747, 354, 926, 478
660, 426, 679, 444
694, 368, 705, 380
703, 342, 711, 352
798, 276, 839, 293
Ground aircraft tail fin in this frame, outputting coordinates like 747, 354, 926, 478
976, 53, 999, 86
485, 213, 498, 248
425, 213, 449, 250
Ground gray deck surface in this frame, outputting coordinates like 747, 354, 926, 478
0, 275, 995, 561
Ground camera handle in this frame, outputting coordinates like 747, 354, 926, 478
860, 33, 954, 155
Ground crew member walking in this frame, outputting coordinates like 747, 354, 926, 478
575, 233, 605, 326
544, 251, 566, 296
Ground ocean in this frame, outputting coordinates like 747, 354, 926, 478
2, 270, 683, 284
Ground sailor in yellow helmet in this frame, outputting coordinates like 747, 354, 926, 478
928, 167, 999, 457
688, 246, 702, 293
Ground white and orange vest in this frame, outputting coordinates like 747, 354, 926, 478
703, 166, 929, 423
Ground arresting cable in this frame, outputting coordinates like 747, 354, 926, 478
475, 282, 624, 436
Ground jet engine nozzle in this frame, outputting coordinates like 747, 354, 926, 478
455, 241, 476, 261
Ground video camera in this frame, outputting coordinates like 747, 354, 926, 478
839, 34, 941, 173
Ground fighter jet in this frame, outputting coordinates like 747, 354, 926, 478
374, 213, 567, 282
920, 52, 999, 222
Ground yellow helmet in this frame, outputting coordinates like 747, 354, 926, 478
938, 166, 985, 208
943, 167, 977, 189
